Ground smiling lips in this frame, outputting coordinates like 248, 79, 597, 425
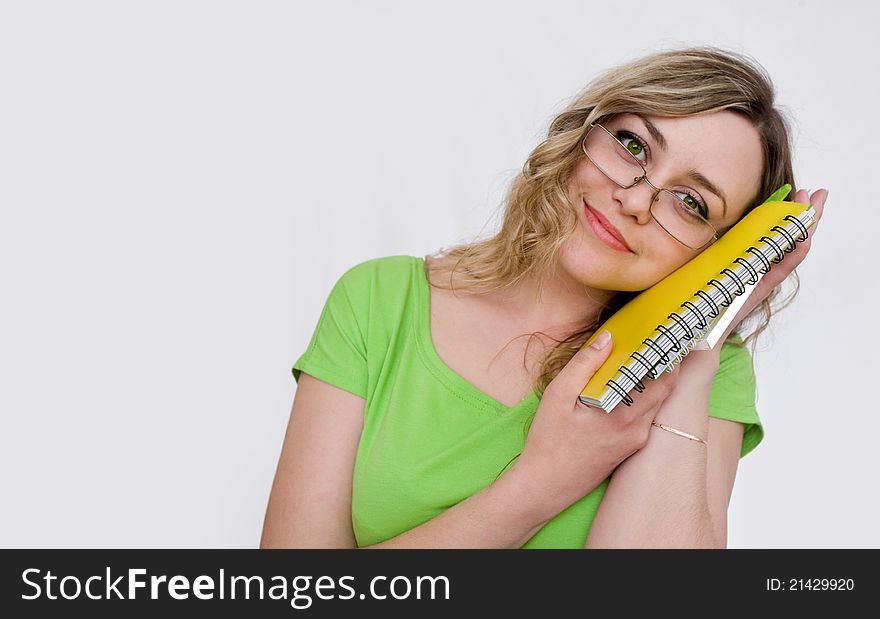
583, 200, 633, 253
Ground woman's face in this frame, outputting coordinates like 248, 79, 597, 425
559, 110, 764, 292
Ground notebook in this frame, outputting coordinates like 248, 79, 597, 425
577, 184, 816, 413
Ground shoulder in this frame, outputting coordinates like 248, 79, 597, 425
331, 255, 423, 319
335, 254, 420, 292
340, 254, 419, 280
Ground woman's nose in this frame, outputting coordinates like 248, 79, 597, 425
612, 180, 655, 225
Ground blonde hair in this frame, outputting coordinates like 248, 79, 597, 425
426, 46, 799, 400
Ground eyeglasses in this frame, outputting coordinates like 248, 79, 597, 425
581, 123, 719, 250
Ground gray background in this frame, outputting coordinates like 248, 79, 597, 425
1, 0, 877, 548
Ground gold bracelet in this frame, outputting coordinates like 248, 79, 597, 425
651, 420, 708, 445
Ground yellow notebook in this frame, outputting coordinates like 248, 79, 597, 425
578, 184, 816, 412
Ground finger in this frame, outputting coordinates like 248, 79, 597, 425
800, 189, 827, 242
809, 188, 828, 221
549, 330, 614, 401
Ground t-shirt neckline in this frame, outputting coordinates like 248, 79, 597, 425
414, 256, 540, 416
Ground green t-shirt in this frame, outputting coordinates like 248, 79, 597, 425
292, 255, 763, 548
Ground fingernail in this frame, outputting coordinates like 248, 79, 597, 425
589, 330, 611, 350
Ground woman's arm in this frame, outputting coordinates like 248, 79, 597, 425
584, 349, 726, 548
362, 466, 557, 549
705, 417, 746, 547
261, 373, 364, 548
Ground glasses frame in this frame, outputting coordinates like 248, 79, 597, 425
581, 122, 719, 250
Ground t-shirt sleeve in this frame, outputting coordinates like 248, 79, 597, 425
291, 265, 369, 399
708, 335, 763, 459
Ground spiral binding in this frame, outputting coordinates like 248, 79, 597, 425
630, 351, 658, 380
759, 235, 786, 263
643, 338, 671, 365
607, 380, 634, 405
732, 257, 759, 284
708, 278, 734, 305
720, 268, 746, 294
695, 289, 720, 317
745, 246, 771, 273
603, 212, 811, 408
618, 366, 645, 393
771, 225, 796, 249
681, 301, 707, 328
655, 324, 681, 351
667, 311, 694, 339
784, 214, 809, 238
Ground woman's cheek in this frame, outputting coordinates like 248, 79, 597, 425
654, 246, 699, 278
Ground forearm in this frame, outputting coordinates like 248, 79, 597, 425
360, 466, 554, 549
584, 365, 719, 549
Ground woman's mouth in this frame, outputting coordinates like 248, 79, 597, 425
583, 200, 632, 253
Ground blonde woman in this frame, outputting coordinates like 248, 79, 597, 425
261, 47, 828, 549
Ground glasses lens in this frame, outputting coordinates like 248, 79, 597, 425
584, 125, 645, 187
652, 189, 715, 249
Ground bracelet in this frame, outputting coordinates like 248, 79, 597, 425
651, 420, 708, 445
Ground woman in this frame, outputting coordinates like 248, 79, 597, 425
261, 47, 828, 548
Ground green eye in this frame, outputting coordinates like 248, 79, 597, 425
673, 190, 708, 219
616, 130, 647, 162
625, 139, 643, 156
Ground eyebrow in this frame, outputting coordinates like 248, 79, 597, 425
634, 113, 729, 218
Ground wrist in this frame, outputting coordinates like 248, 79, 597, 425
499, 461, 565, 526
652, 372, 712, 430
677, 348, 721, 384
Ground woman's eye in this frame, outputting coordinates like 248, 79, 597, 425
617, 131, 647, 162
675, 191, 708, 218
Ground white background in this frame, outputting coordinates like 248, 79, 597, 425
1, 0, 877, 548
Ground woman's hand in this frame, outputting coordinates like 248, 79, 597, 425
507, 331, 681, 519
716, 187, 828, 344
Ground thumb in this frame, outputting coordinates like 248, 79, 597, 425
548, 330, 613, 399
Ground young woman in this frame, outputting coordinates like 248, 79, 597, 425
261, 47, 828, 549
